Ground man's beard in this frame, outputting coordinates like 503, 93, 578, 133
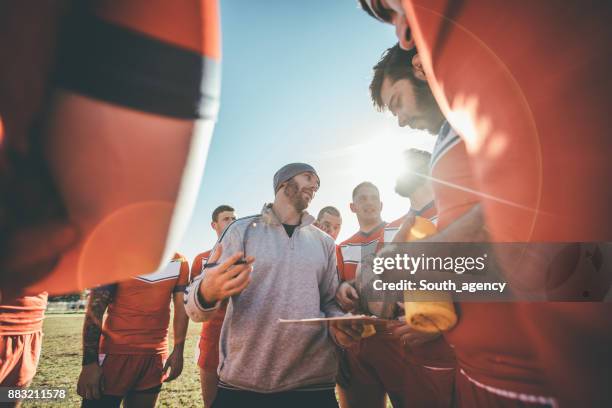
284, 179, 309, 212
415, 84, 445, 134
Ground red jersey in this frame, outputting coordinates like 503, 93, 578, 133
403, 2, 612, 404
2, 0, 222, 297
0, 293, 48, 336
337, 222, 386, 281
100, 254, 189, 354
430, 124, 550, 397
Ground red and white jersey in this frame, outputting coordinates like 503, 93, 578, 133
431, 123, 550, 397
384, 201, 437, 243
430, 123, 480, 231
0, 293, 48, 336
100, 253, 189, 355
337, 222, 386, 281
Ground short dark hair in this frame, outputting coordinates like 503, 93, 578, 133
352, 181, 379, 200
317, 206, 341, 221
370, 44, 427, 111
212, 205, 234, 223
403, 148, 431, 166
357, 0, 392, 22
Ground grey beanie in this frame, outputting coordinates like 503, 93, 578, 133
273, 163, 320, 193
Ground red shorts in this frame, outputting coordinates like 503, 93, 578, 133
99, 353, 167, 396
455, 368, 557, 408
196, 308, 225, 371
341, 334, 455, 407
0, 332, 42, 387
196, 329, 221, 371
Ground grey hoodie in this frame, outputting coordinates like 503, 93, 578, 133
185, 204, 344, 393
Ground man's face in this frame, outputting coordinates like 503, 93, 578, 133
350, 185, 383, 225
395, 173, 421, 198
380, 76, 444, 134
283, 172, 319, 212
317, 212, 342, 241
370, 0, 414, 50
212, 211, 236, 237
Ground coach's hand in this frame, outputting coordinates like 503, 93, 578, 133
163, 344, 184, 382
336, 282, 359, 312
77, 363, 104, 400
199, 244, 255, 304
329, 320, 363, 349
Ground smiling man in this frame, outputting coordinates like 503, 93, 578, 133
185, 163, 343, 408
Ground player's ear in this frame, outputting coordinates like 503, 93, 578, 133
349, 203, 357, 214
412, 54, 426, 82
211, 221, 216, 230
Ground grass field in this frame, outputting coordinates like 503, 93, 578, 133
26, 314, 392, 408
26, 314, 203, 408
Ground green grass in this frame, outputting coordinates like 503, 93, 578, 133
26, 314, 393, 407
26, 314, 203, 408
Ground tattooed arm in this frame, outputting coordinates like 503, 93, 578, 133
77, 285, 115, 400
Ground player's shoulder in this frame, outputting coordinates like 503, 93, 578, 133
218, 213, 261, 240
194, 250, 212, 261
171, 252, 187, 263
307, 224, 336, 246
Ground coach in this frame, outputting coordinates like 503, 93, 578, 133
185, 163, 343, 408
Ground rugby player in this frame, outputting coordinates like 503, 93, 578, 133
384, 148, 437, 243
76, 254, 190, 407
315, 206, 343, 241
335, 181, 421, 408
370, 44, 554, 406
191, 205, 236, 408
0, 293, 47, 408
361, 1, 612, 404
0, 0, 221, 299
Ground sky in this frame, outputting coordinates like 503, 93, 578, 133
179, 0, 435, 261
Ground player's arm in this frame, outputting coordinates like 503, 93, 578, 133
334, 245, 360, 312
163, 260, 190, 382
77, 284, 115, 400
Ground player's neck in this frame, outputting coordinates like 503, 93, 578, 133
358, 217, 383, 233
272, 201, 301, 225
409, 186, 433, 212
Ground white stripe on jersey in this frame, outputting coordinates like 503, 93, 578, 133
431, 121, 461, 169
136, 259, 181, 283
340, 239, 379, 265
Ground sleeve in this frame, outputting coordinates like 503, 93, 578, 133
174, 258, 190, 292
336, 245, 346, 282
189, 253, 205, 282
321, 241, 345, 318
184, 222, 243, 322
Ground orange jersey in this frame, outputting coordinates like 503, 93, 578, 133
1, 0, 222, 297
337, 222, 386, 281
100, 254, 189, 354
0, 293, 48, 336
430, 124, 480, 231
429, 123, 550, 397
404, 2, 612, 403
